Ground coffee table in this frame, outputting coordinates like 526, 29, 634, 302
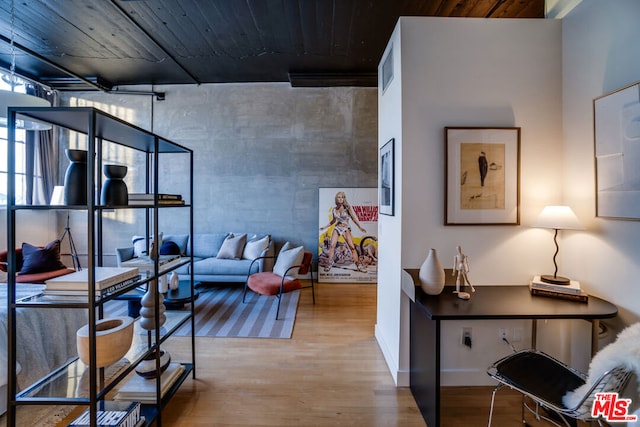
116, 280, 200, 317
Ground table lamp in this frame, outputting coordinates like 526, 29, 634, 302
532, 205, 584, 285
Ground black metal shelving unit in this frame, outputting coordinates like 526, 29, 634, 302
5, 106, 196, 427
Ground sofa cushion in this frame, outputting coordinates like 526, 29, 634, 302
132, 235, 149, 258
160, 241, 181, 255
163, 234, 189, 255
188, 233, 229, 258
19, 240, 67, 275
242, 235, 270, 260
273, 243, 304, 279
192, 257, 255, 276
216, 233, 247, 259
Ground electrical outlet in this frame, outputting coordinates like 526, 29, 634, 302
499, 328, 509, 341
461, 327, 472, 346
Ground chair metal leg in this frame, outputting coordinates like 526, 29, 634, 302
310, 271, 315, 304
275, 294, 282, 319
242, 282, 249, 303
488, 383, 504, 426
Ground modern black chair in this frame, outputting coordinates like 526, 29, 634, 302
487, 349, 633, 427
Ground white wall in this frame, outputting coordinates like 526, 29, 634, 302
375, 24, 405, 385
377, 17, 565, 386
561, 0, 640, 366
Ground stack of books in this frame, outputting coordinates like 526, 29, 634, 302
67, 400, 144, 427
529, 275, 588, 302
128, 193, 185, 205
113, 363, 185, 403
43, 267, 140, 298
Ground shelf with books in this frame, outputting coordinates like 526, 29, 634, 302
5, 106, 196, 427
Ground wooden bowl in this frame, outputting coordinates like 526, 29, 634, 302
76, 317, 134, 368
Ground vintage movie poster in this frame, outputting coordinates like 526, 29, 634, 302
318, 188, 378, 283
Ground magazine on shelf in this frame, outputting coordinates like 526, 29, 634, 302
114, 363, 185, 403
128, 193, 182, 201
120, 255, 182, 275
44, 267, 140, 291
130, 199, 186, 206
67, 400, 141, 427
530, 275, 582, 294
120, 254, 180, 268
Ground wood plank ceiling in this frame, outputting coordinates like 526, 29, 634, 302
0, 0, 544, 90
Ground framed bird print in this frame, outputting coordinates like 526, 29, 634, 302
445, 127, 520, 225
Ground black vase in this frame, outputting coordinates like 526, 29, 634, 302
63, 149, 88, 205
101, 164, 129, 206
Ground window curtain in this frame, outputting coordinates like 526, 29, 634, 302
25, 85, 57, 205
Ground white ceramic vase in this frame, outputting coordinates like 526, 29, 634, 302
169, 271, 179, 290
419, 248, 445, 295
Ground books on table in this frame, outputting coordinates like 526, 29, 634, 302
114, 363, 186, 403
530, 275, 588, 302
44, 267, 140, 297
67, 400, 141, 427
530, 275, 582, 294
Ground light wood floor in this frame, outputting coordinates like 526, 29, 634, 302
62, 282, 579, 426
159, 282, 425, 426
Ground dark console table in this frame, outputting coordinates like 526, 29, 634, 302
403, 269, 618, 427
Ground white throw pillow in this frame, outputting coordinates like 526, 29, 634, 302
242, 235, 270, 260
273, 244, 304, 278
216, 233, 247, 259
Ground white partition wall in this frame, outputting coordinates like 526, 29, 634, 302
376, 17, 563, 386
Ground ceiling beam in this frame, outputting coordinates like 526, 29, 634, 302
108, 0, 201, 85
288, 72, 377, 87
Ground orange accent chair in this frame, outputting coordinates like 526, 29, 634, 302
243, 250, 315, 319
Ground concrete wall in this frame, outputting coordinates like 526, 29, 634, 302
54, 84, 378, 264
377, 17, 564, 386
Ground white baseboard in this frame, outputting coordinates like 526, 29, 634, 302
375, 323, 401, 386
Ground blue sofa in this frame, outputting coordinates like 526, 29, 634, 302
118, 232, 274, 284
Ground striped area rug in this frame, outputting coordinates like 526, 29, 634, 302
106, 284, 300, 339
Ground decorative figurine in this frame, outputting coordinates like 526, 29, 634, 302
453, 245, 475, 299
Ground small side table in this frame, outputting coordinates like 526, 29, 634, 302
116, 280, 200, 317
164, 280, 200, 309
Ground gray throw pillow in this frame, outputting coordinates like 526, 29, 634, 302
273, 244, 304, 278
242, 235, 269, 260
216, 233, 247, 259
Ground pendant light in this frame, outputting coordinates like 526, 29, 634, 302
0, 0, 51, 130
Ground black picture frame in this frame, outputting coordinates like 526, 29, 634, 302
379, 138, 395, 216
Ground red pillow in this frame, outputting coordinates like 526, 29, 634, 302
19, 240, 67, 275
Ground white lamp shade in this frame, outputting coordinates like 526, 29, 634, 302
532, 205, 584, 230
0, 90, 52, 130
